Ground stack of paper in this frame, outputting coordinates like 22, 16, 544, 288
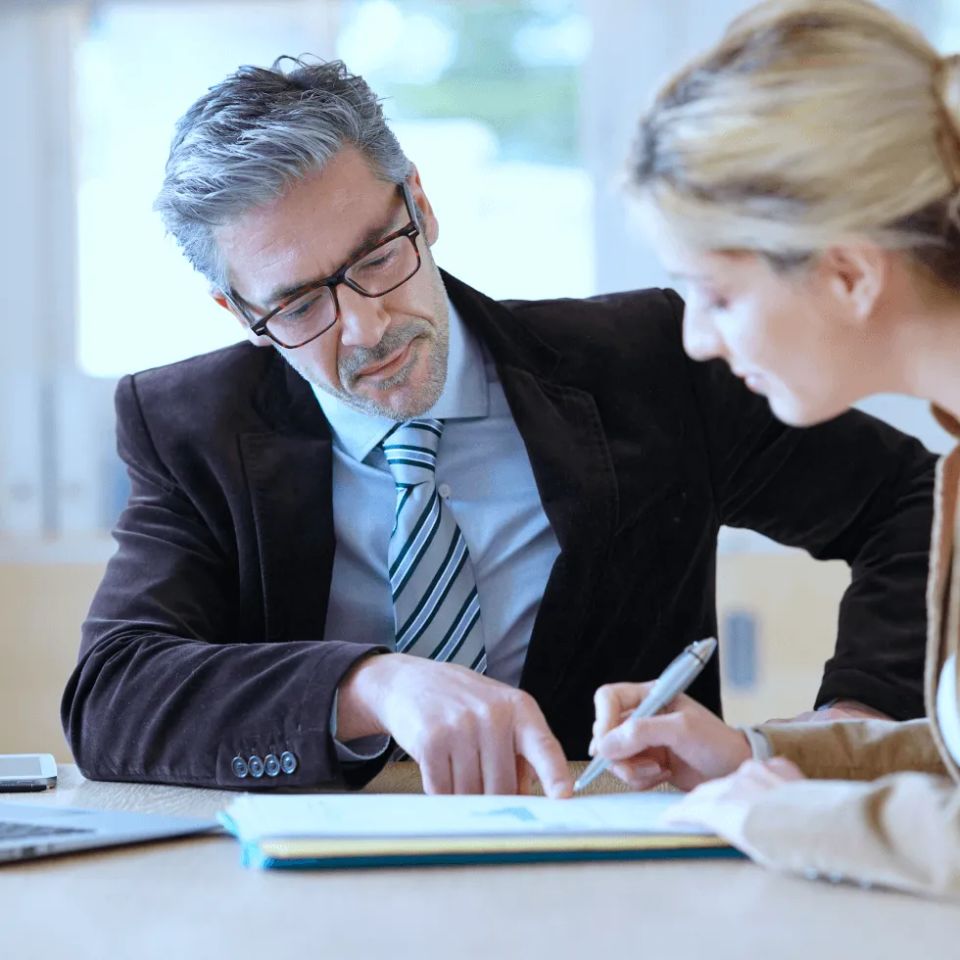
219, 792, 740, 870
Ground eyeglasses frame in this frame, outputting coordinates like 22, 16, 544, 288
224, 181, 422, 350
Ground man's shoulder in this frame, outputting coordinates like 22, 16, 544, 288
120, 341, 276, 428
445, 271, 684, 360
502, 285, 679, 315
129, 341, 269, 388
490, 287, 687, 386
500, 286, 682, 351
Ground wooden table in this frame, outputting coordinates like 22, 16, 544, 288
0, 764, 956, 959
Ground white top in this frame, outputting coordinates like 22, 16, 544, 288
937, 654, 960, 767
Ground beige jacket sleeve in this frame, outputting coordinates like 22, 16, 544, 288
757, 717, 948, 780
738, 772, 960, 900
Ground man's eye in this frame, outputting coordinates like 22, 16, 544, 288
280, 298, 317, 323
358, 249, 395, 272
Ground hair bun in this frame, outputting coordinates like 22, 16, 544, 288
935, 54, 960, 185
937, 54, 960, 111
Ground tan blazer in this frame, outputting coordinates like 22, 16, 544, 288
744, 409, 960, 899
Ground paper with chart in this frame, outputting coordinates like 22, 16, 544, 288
221, 791, 712, 841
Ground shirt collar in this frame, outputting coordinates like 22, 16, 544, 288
311, 297, 489, 462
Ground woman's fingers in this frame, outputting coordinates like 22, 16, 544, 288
609, 759, 668, 791
765, 756, 805, 781
591, 682, 655, 741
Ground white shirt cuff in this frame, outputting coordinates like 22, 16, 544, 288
330, 689, 391, 762
738, 725, 774, 761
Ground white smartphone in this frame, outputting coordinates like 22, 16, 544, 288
0, 753, 57, 792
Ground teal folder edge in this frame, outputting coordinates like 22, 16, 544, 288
237, 840, 746, 871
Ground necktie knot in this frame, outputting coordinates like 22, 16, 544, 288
381, 418, 443, 486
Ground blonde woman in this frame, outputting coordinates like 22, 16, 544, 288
588, 0, 960, 899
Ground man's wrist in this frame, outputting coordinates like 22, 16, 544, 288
330, 688, 392, 761
337, 652, 390, 742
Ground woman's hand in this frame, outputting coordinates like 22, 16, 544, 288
589, 682, 752, 791
664, 757, 806, 848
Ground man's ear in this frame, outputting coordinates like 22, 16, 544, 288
406, 164, 439, 247
818, 243, 887, 326
212, 291, 273, 348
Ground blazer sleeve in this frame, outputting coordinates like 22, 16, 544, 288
738, 772, 960, 901
758, 718, 948, 780
61, 375, 389, 790
664, 290, 936, 720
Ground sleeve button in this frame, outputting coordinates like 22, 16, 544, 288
231, 756, 249, 779
280, 751, 298, 775
248, 755, 265, 778
264, 754, 281, 777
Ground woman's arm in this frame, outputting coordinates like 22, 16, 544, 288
758, 717, 948, 780
672, 764, 960, 901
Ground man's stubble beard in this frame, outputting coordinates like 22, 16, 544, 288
285, 315, 450, 420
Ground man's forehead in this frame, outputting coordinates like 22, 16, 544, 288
217, 149, 401, 304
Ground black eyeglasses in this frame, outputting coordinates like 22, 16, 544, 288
225, 183, 422, 349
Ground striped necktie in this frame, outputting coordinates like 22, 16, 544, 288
380, 418, 487, 673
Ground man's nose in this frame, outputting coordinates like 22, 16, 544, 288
337, 286, 391, 348
681, 303, 724, 362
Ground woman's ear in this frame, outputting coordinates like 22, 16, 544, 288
406, 165, 440, 247
819, 243, 887, 326
212, 292, 273, 348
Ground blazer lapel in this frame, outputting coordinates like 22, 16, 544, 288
240, 355, 336, 642
502, 365, 619, 704
444, 273, 619, 704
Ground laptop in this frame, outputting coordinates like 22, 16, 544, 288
0, 801, 220, 863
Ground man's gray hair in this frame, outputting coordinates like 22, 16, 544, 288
154, 56, 412, 287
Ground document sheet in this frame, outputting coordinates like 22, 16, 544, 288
222, 791, 711, 840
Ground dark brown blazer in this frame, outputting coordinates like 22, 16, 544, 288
62, 273, 936, 789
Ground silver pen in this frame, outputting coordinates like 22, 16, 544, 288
573, 637, 719, 793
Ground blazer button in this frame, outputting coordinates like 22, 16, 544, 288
280, 751, 298, 775
248, 755, 265, 778
264, 754, 281, 777
231, 756, 249, 779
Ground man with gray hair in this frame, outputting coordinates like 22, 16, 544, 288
63, 57, 935, 794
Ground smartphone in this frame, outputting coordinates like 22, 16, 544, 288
0, 753, 57, 792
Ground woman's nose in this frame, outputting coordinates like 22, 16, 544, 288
681, 302, 724, 362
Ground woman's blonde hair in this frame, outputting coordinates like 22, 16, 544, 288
631, 0, 960, 289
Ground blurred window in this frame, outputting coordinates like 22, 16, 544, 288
76, 0, 591, 378
941, 3, 960, 49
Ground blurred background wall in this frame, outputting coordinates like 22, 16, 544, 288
0, 0, 955, 761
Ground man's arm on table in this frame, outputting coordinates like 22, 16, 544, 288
62, 375, 389, 789
666, 289, 935, 720
337, 654, 570, 796
62, 374, 570, 794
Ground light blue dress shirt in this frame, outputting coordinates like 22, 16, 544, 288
313, 300, 560, 757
